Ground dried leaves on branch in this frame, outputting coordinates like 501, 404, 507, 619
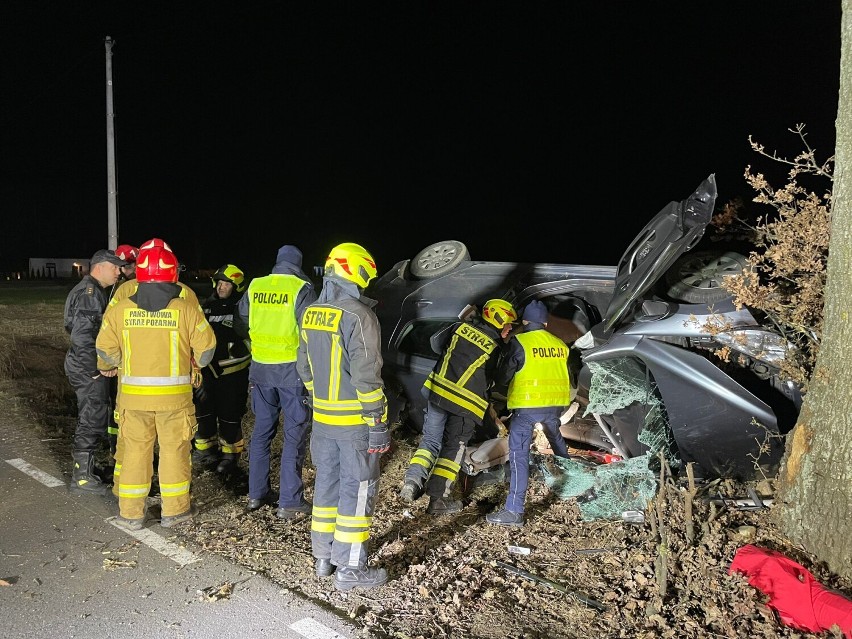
713, 124, 831, 388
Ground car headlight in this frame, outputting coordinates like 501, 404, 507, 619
714, 329, 792, 366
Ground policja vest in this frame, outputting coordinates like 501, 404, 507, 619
507, 329, 570, 409
247, 274, 307, 364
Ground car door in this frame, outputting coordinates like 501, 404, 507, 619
602, 174, 717, 333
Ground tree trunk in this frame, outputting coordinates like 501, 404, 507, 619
776, 0, 852, 581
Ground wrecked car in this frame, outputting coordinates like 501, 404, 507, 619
368, 175, 803, 482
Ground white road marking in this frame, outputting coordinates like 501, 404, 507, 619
5, 458, 65, 487
107, 518, 200, 567
5, 457, 199, 567
290, 617, 348, 639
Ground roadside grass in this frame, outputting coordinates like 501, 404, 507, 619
0, 283, 69, 306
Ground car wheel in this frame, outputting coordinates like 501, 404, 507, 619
663, 250, 749, 304
410, 240, 470, 279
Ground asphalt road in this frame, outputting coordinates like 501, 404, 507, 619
0, 396, 355, 639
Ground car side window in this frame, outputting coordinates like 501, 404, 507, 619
396, 320, 456, 360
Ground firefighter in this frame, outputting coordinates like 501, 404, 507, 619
487, 300, 570, 527
235, 245, 317, 518
64, 249, 126, 495
113, 244, 139, 289
96, 243, 216, 530
399, 298, 517, 515
107, 238, 200, 498
192, 264, 251, 476
296, 242, 390, 591
109, 238, 200, 310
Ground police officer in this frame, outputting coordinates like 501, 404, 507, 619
486, 300, 570, 527
64, 249, 126, 495
96, 243, 216, 530
235, 245, 317, 517
192, 264, 251, 475
296, 242, 390, 591
399, 298, 517, 515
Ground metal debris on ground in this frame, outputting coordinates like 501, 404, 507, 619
494, 560, 607, 612
198, 581, 234, 602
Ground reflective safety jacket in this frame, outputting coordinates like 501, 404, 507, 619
423, 317, 502, 423
109, 279, 200, 310
501, 325, 570, 409
96, 294, 216, 411
296, 277, 386, 427
201, 291, 251, 376
244, 274, 306, 364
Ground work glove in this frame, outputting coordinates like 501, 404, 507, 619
367, 422, 391, 454
193, 382, 208, 405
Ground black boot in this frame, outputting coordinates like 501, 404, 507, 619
216, 453, 238, 475
69, 451, 110, 496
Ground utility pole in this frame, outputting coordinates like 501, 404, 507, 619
105, 36, 118, 250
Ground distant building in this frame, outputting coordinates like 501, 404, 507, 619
28, 258, 91, 279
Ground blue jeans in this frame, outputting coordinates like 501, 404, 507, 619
248, 384, 310, 507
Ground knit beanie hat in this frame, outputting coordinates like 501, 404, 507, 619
522, 300, 548, 324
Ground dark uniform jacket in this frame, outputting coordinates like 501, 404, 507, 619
423, 316, 503, 423
202, 291, 251, 377
64, 274, 110, 378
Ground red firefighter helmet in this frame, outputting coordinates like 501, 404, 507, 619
114, 244, 139, 263
136, 245, 179, 283
139, 237, 173, 252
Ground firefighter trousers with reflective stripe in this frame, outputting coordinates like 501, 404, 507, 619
67, 371, 112, 453
248, 383, 310, 507
404, 401, 475, 499
310, 425, 380, 569
194, 367, 248, 453
117, 407, 195, 520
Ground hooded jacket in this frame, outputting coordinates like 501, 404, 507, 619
235, 245, 317, 387
296, 275, 386, 430
96, 282, 217, 411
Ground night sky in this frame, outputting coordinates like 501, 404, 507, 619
0, 2, 841, 277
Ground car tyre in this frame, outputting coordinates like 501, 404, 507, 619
410, 240, 470, 279
663, 250, 749, 304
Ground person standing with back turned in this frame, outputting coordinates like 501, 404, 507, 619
64, 248, 126, 495
486, 300, 570, 527
96, 243, 216, 529
297, 242, 390, 591
235, 245, 317, 518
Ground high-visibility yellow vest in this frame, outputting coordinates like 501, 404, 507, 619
507, 330, 570, 409
247, 274, 306, 364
